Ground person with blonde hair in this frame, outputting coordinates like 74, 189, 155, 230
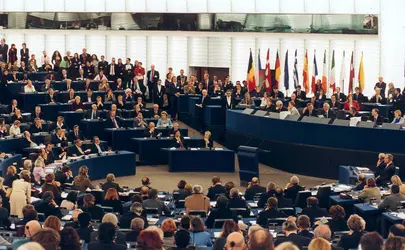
338, 214, 365, 250
392, 110, 405, 125
391, 175, 405, 195
275, 242, 299, 250
10, 170, 31, 218
308, 238, 331, 250
284, 176, 304, 203
73, 166, 95, 192
101, 173, 123, 193
4, 166, 17, 187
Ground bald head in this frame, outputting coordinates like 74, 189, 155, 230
226, 232, 245, 250
25, 220, 42, 237
314, 224, 332, 241
249, 229, 274, 250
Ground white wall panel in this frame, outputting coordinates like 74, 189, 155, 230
232, 0, 255, 13
329, 40, 355, 94
25, 34, 45, 66
3, 0, 24, 11
66, 34, 85, 55
44, 0, 64, 11
25, 0, 44, 12
106, 0, 125, 12
146, 0, 167, 12
45, 34, 66, 61
280, 38, 305, 92
208, 37, 231, 68
256, 38, 280, 70
107, 35, 126, 62
280, 0, 305, 13
147, 36, 167, 76
208, 0, 231, 13
4, 33, 25, 51
354, 38, 380, 97
126, 0, 146, 12
86, 35, 106, 60
85, 0, 105, 12
187, 0, 207, 12
231, 38, 255, 85
329, 0, 354, 14
255, 0, 279, 13
355, 0, 379, 14
167, 0, 187, 13
126, 36, 147, 66
188, 37, 208, 67
65, 0, 85, 12
305, 0, 329, 13
167, 36, 188, 77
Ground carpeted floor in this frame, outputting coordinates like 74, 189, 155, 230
94, 121, 336, 192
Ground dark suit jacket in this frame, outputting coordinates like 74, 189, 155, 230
51, 134, 66, 145
301, 206, 329, 222
320, 109, 335, 119
353, 93, 365, 103
76, 227, 94, 243
201, 95, 211, 108
245, 185, 266, 201
369, 115, 384, 125
328, 219, 348, 232
227, 197, 248, 209
45, 151, 55, 165
30, 124, 43, 134
20, 48, 29, 63
205, 208, 238, 228
144, 129, 158, 138
105, 117, 121, 128
88, 241, 126, 250
82, 205, 105, 221
102, 181, 123, 193
329, 101, 342, 109
147, 70, 160, 84
85, 109, 100, 119
256, 208, 288, 227
119, 212, 149, 229
302, 109, 318, 117
294, 91, 306, 100
90, 143, 106, 154
125, 230, 140, 242
68, 145, 85, 156
207, 185, 227, 201
276, 196, 294, 208
370, 95, 387, 104
338, 231, 364, 250
379, 163, 396, 184
80, 53, 91, 65
298, 230, 314, 239
222, 97, 235, 109
258, 190, 276, 208
333, 93, 347, 102
284, 185, 304, 203
0, 44, 8, 62
68, 131, 84, 142
275, 233, 312, 250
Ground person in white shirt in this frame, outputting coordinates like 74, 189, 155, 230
24, 80, 36, 93
91, 136, 105, 154
9, 120, 21, 136
288, 101, 300, 116
260, 92, 269, 107
41, 50, 51, 66
94, 71, 108, 81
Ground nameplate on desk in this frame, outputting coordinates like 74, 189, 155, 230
214, 148, 223, 151
184, 137, 191, 139
190, 148, 199, 150
248, 202, 258, 208
169, 147, 176, 150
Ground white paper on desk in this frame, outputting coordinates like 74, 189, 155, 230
62, 215, 72, 221
61, 192, 68, 199
396, 213, 405, 219
356, 167, 370, 171
214, 232, 220, 238
210, 201, 216, 207
248, 202, 258, 208
250, 211, 254, 216
184, 137, 191, 139
350, 117, 361, 126
214, 148, 223, 151
169, 147, 176, 150
158, 194, 165, 199
249, 221, 257, 225
31, 197, 41, 203
190, 148, 198, 150
148, 218, 159, 225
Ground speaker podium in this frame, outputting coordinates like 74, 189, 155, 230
237, 146, 260, 187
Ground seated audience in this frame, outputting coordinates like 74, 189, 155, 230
60, 227, 81, 250
60, 191, 77, 210
203, 130, 214, 148
368, 108, 384, 125
301, 197, 328, 222
90, 214, 126, 246
162, 218, 177, 245
207, 176, 227, 201
73, 166, 95, 192
82, 194, 104, 221
75, 212, 93, 243
174, 180, 191, 203
212, 220, 239, 250
142, 188, 171, 216
102, 188, 124, 214
245, 177, 266, 201
274, 220, 311, 250
359, 232, 384, 250
43, 215, 62, 232
227, 188, 249, 212
189, 216, 212, 246
11, 220, 42, 249
258, 182, 276, 208
185, 185, 210, 214
32, 228, 61, 250
353, 174, 366, 191
358, 178, 381, 203
35, 192, 62, 218
137, 230, 163, 250
392, 110, 405, 125
328, 205, 348, 232
338, 214, 365, 250
378, 184, 405, 211
275, 187, 293, 208
391, 175, 405, 195
102, 173, 123, 193
297, 215, 313, 239
205, 196, 237, 228
119, 202, 149, 229
126, 217, 144, 242
156, 111, 173, 128
256, 197, 288, 227
41, 173, 62, 202
284, 176, 304, 202
88, 222, 126, 250
173, 229, 190, 250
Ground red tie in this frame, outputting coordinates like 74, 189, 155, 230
151, 70, 154, 80
112, 118, 117, 128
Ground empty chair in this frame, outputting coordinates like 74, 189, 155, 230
294, 191, 312, 208
278, 207, 295, 216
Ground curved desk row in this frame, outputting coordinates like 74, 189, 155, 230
67, 151, 136, 180
0, 154, 22, 177
225, 110, 405, 179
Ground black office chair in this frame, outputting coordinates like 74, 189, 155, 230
91, 190, 105, 205
266, 218, 288, 228
316, 186, 332, 208
189, 210, 207, 218
253, 193, 262, 202
37, 213, 46, 222
294, 191, 312, 208
99, 206, 114, 213
229, 208, 250, 217
278, 207, 295, 216
144, 207, 160, 217
175, 200, 185, 209
213, 219, 234, 229
172, 190, 180, 200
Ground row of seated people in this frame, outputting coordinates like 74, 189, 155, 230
0, 170, 405, 250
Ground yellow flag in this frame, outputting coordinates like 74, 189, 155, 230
358, 52, 364, 91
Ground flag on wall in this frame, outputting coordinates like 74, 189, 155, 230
293, 49, 299, 89
358, 52, 365, 92
258, 49, 262, 87
340, 51, 346, 92
329, 50, 336, 92
284, 50, 289, 90
303, 50, 309, 93
247, 49, 256, 92
311, 51, 318, 94
264, 49, 272, 92
275, 51, 281, 89
348, 51, 355, 94
322, 50, 327, 93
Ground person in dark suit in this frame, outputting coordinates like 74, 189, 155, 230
320, 103, 335, 119
52, 128, 68, 145
82, 193, 105, 221
392, 88, 404, 104
32, 106, 44, 121
377, 153, 396, 186
79, 49, 91, 66
271, 87, 285, 99
297, 215, 314, 239
0, 39, 8, 63
347, 107, 361, 119
123, 58, 134, 88
329, 95, 341, 109
68, 139, 90, 157
207, 176, 227, 201
172, 130, 186, 148
119, 202, 149, 229
293, 86, 306, 100
258, 182, 276, 208
353, 174, 366, 191
301, 197, 328, 222
378, 184, 405, 212
44, 143, 55, 165
55, 141, 69, 160
147, 65, 160, 102
85, 104, 100, 120
284, 176, 304, 203
375, 77, 387, 97
125, 217, 144, 242
87, 222, 126, 250
150, 104, 162, 119
106, 58, 118, 81
205, 196, 238, 228
144, 122, 158, 138
75, 213, 94, 243
101, 174, 123, 193
68, 125, 85, 142
203, 131, 214, 149
20, 43, 29, 65
328, 205, 348, 233
256, 197, 288, 227
368, 108, 384, 126
222, 90, 235, 109
34, 191, 62, 218
274, 187, 293, 208
370, 87, 386, 104
134, 177, 152, 193
90, 136, 106, 154
153, 79, 165, 108
105, 111, 121, 128
333, 87, 347, 102
275, 220, 311, 250
98, 55, 108, 73
314, 224, 346, 250
142, 189, 171, 216
301, 103, 318, 117
353, 87, 365, 103
338, 214, 365, 250
245, 177, 266, 201
227, 188, 250, 217
197, 89, 211, 132
30, 118, 44, 134
45, 88, 58, 103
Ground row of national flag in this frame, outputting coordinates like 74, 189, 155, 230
247, 49, 365, 95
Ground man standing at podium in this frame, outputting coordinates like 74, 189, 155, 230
245, 177, 266, 201
377, 154, 396, 186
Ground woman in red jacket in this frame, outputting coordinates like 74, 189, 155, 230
344, 93, 360, 111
